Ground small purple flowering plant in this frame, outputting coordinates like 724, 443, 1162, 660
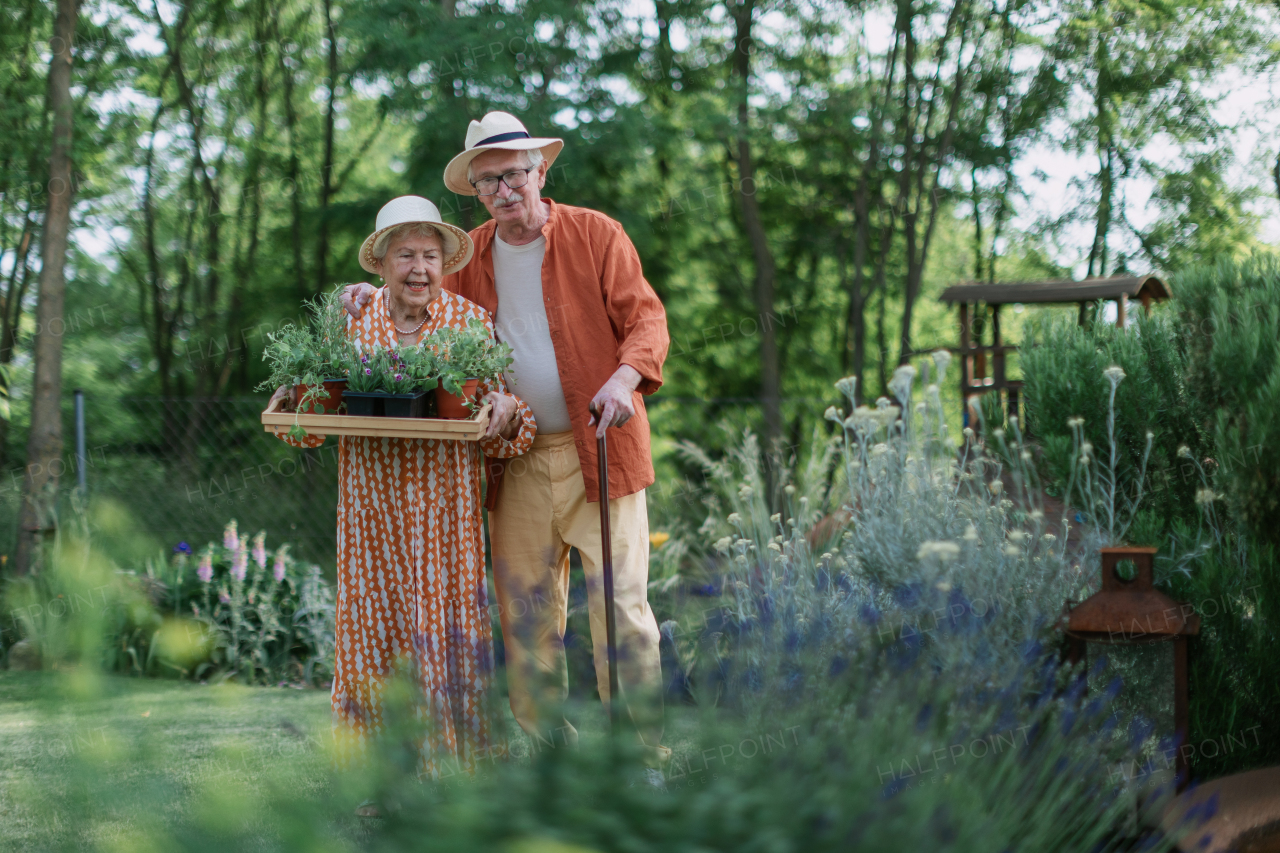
342, 344, 439, 395
341, 321, 513, 401
145, 519, 334, 685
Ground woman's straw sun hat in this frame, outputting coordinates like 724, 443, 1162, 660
443, 111, 564, 197
358, 196, 473, 275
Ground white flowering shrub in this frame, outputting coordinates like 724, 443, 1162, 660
681, 356, 1098, 679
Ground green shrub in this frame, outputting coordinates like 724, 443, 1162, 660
1173, 255, 1280, 546
4, 536, 153, 672
1020, 259, 1280, 779
1162, 526, 1280, 777
1020, 309, 1206, 533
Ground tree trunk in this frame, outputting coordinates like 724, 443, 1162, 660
846, 205, 867, 402
15, 0, 79, 575
875, 279, 889, 396
897, 0, 971, 366
316, 0, 337, 296
730, 0, 782, 447
139, 95, 174, 399
1087, 28, 1113, 279
275, 18, 308, 300
1088, 145, 1112, 277
971, 165, 985, 282
0, 227, 35, 468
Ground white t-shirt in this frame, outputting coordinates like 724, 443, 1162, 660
492, 233, 573, 434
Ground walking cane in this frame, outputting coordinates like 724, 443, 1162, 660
589, 403, 621, 737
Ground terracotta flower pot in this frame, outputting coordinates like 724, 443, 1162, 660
294, 379, 347, 414
435, 378, 480, 419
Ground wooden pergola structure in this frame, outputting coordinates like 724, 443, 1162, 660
938, 274, 1171, 426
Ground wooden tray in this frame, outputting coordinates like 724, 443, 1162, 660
262, 396, 491, 441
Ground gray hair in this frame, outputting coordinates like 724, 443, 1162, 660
467, 147, 544, 183
372, 222, 444, 261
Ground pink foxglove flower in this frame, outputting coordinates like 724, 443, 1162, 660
223, 520, 239, 551
197, 551, 214, 583
272, 548, 287, 582
230, 536, 248, 581
251, 532, 267, 570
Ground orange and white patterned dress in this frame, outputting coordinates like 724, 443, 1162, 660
278, 288, 535, 777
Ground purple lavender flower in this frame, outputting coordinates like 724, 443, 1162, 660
230, 536, 248, 581
222, 520, 238, 550
219, 592, 231, 605
272, 548, 287, 582
173, 541, 192, 554
251, 532, 267, 570
197, 551, 214, 582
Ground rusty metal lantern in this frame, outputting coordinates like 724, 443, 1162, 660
1061, 547, 1200, 790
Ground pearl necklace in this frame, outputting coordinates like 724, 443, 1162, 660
386, 288, 430, 336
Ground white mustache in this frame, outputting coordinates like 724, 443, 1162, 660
494, 192, 524, 208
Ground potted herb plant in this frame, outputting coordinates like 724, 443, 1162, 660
422, 319, 516, 419
334, 320, 512, 420
343, 345, 439, 418
257, 286, 353, 415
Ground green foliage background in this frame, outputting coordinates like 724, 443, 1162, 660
1020, 256, 1280, 780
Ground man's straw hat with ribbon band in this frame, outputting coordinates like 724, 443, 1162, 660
358, 196, 474, 275
443, 111, 564, 197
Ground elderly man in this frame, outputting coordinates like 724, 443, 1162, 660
343, 111, 670, 772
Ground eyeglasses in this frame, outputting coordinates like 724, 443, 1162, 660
471, 168, 535, 197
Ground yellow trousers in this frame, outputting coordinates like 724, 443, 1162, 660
489, 431, 668, 765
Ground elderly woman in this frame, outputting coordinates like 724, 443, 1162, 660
270, 196, 535, 795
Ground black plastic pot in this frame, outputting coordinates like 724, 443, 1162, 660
383, 389, 430, 418
344, 391, 383, 417
343, 390, 431, 418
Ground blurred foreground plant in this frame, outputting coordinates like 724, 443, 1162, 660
0, 365, 1216, 851
2, 510, 334, 687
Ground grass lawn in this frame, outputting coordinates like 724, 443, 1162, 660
0, 670, 701, 850
0, 670, 333, 850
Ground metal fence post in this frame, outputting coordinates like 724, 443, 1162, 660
74, 388, 86, 497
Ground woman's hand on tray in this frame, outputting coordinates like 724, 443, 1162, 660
483, 392, 520, 440
267, 384, 296, 413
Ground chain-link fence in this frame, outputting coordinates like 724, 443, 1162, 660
0, 397, 340, 567
0, 391, 859, 573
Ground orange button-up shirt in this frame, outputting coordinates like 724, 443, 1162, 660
446, 199, 669, 502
